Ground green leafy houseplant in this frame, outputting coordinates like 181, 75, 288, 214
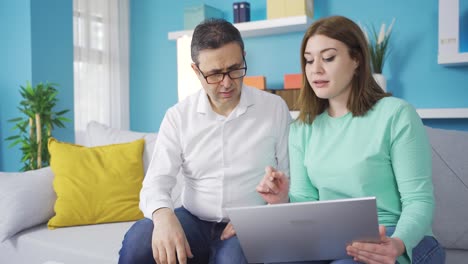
364, 18, 395, 74
6, 82, 70, 171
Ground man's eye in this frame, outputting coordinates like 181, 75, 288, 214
208, 73, 222, 78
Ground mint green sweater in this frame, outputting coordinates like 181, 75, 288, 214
289, 97, 434, 264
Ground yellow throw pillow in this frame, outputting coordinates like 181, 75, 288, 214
47, 138, 145, 229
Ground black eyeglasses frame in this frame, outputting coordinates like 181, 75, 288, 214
196, 56, 248, 84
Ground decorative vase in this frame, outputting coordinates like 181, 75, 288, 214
373, 73, 387, 92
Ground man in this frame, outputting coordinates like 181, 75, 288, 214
119, 18, 291, 264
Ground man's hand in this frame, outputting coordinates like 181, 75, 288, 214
220, 222, 236, 240
256, 166, 290, 204
152, 208, 193, 264
346, 225, 405, 264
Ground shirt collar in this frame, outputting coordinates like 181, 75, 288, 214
196, 85, 254, 117
196, 89, 211, 114
235, 85, 254, 117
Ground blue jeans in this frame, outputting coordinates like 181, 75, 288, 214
273, 226, 445, 264
118, 207, 248, 264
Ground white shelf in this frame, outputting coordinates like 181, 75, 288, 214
438, 52, 468, 66
290, 108, 468, 119
168, 15, 312, 40
416, 108, 468, 119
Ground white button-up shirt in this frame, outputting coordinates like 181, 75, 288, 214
140, 86, 291, 222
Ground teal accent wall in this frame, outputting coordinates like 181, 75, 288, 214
0, 0, 33, 171
129, 0, 468, 134
0, 0, 73, 171
130, 1, 184, 133
31, 0, 74, 144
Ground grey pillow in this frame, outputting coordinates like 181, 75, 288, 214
427, 126, 468, 250
0, 167, 56, 241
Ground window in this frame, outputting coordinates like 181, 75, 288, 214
73, 0, 129, 144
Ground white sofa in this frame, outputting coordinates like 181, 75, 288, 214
1, 123, 468, 264
0, 121, 183, 264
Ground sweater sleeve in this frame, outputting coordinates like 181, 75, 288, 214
389, 103, 434, 263
275, 98, 292, 176
288, 121, 319, 203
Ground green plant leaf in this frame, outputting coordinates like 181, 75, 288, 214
5, 135, 20, 141
58, 116, 71, 122
7, 138, 22, 148
5, 81, 70, 171
7, 117, 23, 123
55, 109, 70, 116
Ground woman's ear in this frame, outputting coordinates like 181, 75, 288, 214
353, 58, 360, 70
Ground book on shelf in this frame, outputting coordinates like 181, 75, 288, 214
284, 73, 302, 89
239, 2, 250, 22
233, 2, 240, 23
244, 76, 266, 90
184, 4, 223, 30
267, 0, 314, 19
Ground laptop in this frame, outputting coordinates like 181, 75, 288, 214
225, 197, 380, 263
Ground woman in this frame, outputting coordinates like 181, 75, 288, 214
257, 16, 445, 264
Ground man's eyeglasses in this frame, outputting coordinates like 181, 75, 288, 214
196, 58, 248, 84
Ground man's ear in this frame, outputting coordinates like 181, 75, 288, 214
191, 63, 199, 75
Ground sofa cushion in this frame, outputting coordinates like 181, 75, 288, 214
0, 167, 56, 242
427, 126, 468, 250
86, 121, 157, 174
47, 138, 145, 229
0, 221, 134, 264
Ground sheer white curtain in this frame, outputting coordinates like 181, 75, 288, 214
73, 0, 129, 144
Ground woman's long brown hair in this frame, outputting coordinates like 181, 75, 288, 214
296, 16, 391, 124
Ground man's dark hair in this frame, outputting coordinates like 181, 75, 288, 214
191, 18, 244, 65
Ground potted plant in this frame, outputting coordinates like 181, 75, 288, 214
362, 18, 395, 91
5, 81, 70, 171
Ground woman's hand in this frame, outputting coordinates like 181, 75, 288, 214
256, 166, 290, 204
346, 225, 405, 264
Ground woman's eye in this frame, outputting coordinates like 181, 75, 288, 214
305, 60, 314, 64
323, 56, 335, 62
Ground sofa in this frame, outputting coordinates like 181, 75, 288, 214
0, 121, 183, 264
428, 126, 468, 263
0, 123, 467, 264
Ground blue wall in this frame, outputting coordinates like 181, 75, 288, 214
130, 1, 184, 133
0, 0, 73, 171
129, 0, 468, 134
0, 0, 33, 172
31, 0, 74, 143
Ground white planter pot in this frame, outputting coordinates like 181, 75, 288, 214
373, 73, 387, 92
